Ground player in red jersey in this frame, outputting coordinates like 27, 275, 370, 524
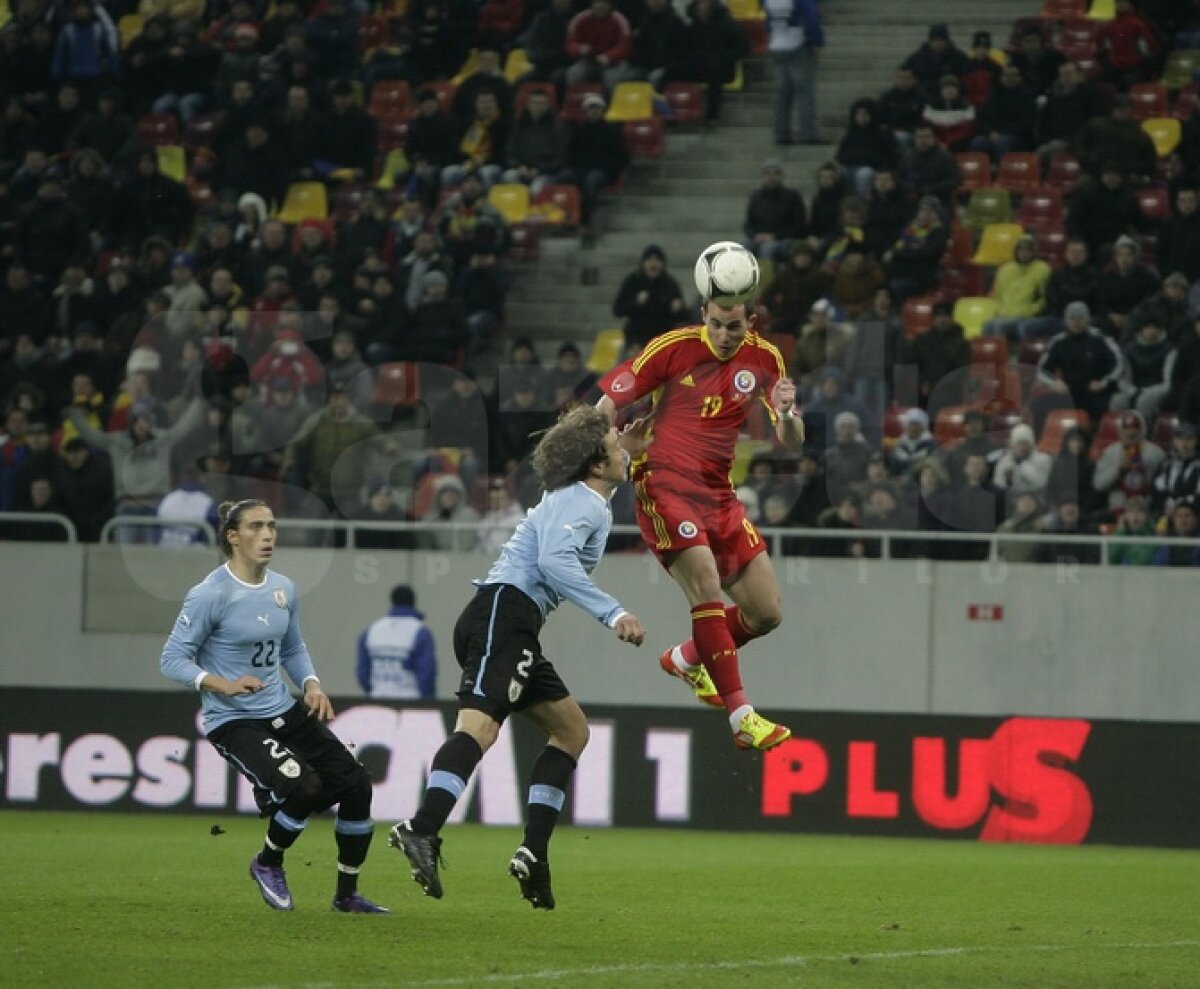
596, 288, 805, 751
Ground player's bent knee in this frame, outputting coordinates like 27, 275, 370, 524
336, 774, 373, 821
282, 771, 327, 817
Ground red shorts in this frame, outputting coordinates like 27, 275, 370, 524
631, 469, 766, 581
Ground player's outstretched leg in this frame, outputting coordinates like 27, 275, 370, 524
249, 855, 294, 911
389, 820, 445, 899
659, 642, 722, 708
508, 846, 555, 910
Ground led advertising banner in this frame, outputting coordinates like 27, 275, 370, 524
2, 689, 1196, 848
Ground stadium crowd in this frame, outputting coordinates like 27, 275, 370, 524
1, 0, 1200, 565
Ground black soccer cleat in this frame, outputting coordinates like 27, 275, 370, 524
388, 820, 445, 899
508, 845, 555, 911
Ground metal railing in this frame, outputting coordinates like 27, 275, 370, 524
98, 516, 218, 546
0, 512, 77, 542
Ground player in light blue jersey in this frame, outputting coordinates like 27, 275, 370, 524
389, 405, 646, 910
160, 499, 389, 915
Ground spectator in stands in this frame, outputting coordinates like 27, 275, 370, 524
52, 1, 120, 87
396, 228, 451, 315
627, 0, 686, 94
1095, 408, 1166, 512
250, 330, 324, 397
456, 248, 508, 352
0, 406, 30, 510
961, 31, 1000, 109
835, 98, 899, 200
900, 123, 961, 209
996, 489, 1045, 561
1071, 161, 1143, 262
214, 26, 264, 108
877, 66, 925, 153
1037, 492, 1101, 566
49, 263, 98, 340
218, 118, 288, 210
0, 262, 50, 349
862, 480, 913, 536
611, 243, 686, 351
1152, 496, 1200, 566
904, 300, 969, 419
453, 45, 513, 123
831, 242, 883, 319
1129, 271, 1191, 344
318, 79, 378, 182
1157, 187, 1200, 285
883, 194, 947, 301
765, 241, 832, 335
803, 366, 873, 451
945, 451, 1001, 556
13, 419, 56, 494
404, 87, 462, 209
67, 89, 130, 165
764, 0, 823, 146
1109, 494, 1157, 565
1073, 96, 1157, 182
157, 461, 217, 547
543, 342, 598, 410
921, 74, 975, 152
970, 63, 1037, 163
1040, 301, 1125, 425
426, 367, 489, 473
405, 0, 475, 86
437, 172, 510, 267
337, 192, 390, 280
817, 195, 867, 271
670, 0, 746, 124
257, 376, 314, 462
984, 234, 1052, 342
1036, 61, 1103, 165
993, 423, 1051, 498
39, 81, 87, 159
283, 382, 379, 517
1095, 235, 1161, 339
1046, 425, 1097, 514
304, 0, 358, 80
154, 21, 214, 126
1098, 0, 1160, 91
403, 270, 468, 365
502, 88, 566, 198
349, 482, 411, 550
565, 0, 633, 90
888, 407, 936, 478
793, 299, 852, 387
1009, 25, 1064, 98
1113, 317, 1176, 423
845, 285, 901, 417
417, 473, 481, 551
279, 85, 323, 183
903, 23, 968, 100
163, 251, 208, 339
525, 0, 575, 86
111, 149, 194, 254
1152, 422, 1200, 514
822, 411, 873, 505
864, 169, 910, 259
491, 371, 555, 474
1033, 238, 1100, 339
743, 158, 808, 265
476, 476, 525, 554
14, 172, 89, 281
444, 90, 509, 190
807, 161, 847, 241
557, 92, 628, 230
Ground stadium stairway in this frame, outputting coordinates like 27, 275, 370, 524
499, 0, 1036, 361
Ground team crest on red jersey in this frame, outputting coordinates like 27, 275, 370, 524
610, 371, 635, 393
733, 370, 757, 394
678, 520, 698, 538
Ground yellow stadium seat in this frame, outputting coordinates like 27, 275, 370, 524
117, 13, 142, 47
451, 49, 480, 87
726, 0, 764, 19
1087, 0, 1116, 19
1162, 50, 1200, 90
586, 328, 626, 373
971, 223, 1024, 266
276, 182, 328, 223
965, 187, 1013, 229
953, 297, 998, 340
374, 149, 409, 190
724, 62, 745, 92
487, 183, 530, 224
1142, 117, 1182, 157
155, 144, 186, 182
605, 81, 654, 122
504, 48, 533, 84
0, 0, 11, 29
988, 47, 1008, 68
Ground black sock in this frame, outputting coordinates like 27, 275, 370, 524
260, 816, 304, 867
522, 745, 577, 861
411, 732, 484, 836
335, 822, 373, 898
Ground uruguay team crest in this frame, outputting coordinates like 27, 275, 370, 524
274, 589, 288, 609
733, 369, 756, 394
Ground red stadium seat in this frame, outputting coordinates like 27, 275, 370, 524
971, 336, 1008, 369
182, 113, 220, 152
1039, 408, 1091, 454
357, 15, 390, 53
368, 80, 411, 119
935, 405, 969, 447
623, 117, 665, 158
944, 224, 976, 265
376, 113, 410, 150
1136, 185, 1172, 223
1035, 228, 1068, 267
515, 80, 558, 116
372, 362, 421, 410
1129, 82, 1169, 121
137, 112, 179, 147
995, 153, 1041, 195
533, 184, 582, 227
741, 18, 767, 55
560, 83, 605, 123
1089, 410, 1123, 460
663, 82, 706, 125
939, 265, 983, 298
902, 294, 941, 338
955, 152, 991, 195
508, 221, 541, 261
1017, 337, 1049, 367
1045, 152, 1082, 196
1040, 0, 1086, 20
1016, 187, 1065, 228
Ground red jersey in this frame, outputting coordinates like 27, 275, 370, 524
599, 325, 786, 491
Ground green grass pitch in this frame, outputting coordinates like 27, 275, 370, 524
2, 811, 1197, 989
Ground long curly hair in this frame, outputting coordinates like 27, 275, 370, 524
532, 406, 611, 491
217, 499, 269, 557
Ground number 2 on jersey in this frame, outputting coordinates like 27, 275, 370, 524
251, 640, 277, 667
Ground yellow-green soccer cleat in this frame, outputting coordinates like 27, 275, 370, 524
659, 647, 723, 708
733, 710, 791, 751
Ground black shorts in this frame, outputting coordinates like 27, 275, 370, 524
207, 702, 368, 815
452, 584, 569, 722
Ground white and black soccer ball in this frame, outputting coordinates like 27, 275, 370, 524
693, 241, 760, 307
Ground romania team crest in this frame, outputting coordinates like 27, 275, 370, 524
678, 520, 698, 538
274, 589, 288, 609
733, 370, 756, 394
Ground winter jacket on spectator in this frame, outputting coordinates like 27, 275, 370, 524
526, 0, 574, 76
900, 135, 961, 206
14, 188, 89, 280
631, 0, 687, 75
1073, 111, 1158, 179
743, 182, 807, 242
1157, 203, 1200, 284
921, 87, 976, 151
505, 105, 566, 174
836, 99, 899, 171
976, 76, 1037, 149
111, 152, 194, 252
1069, 176, 1141, 256
902, 35, 968, 99
1044, 254, 1100, 317
566, 4, 633, 64
52, 10, 119, 83
877, 75, 925, 133
992, 424, 1052, 495
1036, 71, 1103, 146
1039, 319, 1125, 413
612, 251, 686, 350
1097, 7, 1159, 73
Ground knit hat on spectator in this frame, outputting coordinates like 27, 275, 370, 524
422, 270, 449, 289
928, 23, 950, 40
917, 195, 942, 214
901, 408, 930, 429
1114, 234, 1139, 254
276, 330, 302, 355
582, 93, 607, 110
1119, 410, 1144, 433
266, 264, 291, 283
641, 244, 666, 262
170, 251, 194, 271
1175, 421, 1198, 438
1010, 424, 1035, 448
126, 347, 162, 376
761, 158, 784, 174
1065, 301, 1090, 322
1165, 272, 1190, 290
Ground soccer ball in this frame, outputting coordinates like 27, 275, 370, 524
693, 241, 760, 307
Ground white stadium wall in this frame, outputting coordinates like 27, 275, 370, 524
0, 544, 1196, 723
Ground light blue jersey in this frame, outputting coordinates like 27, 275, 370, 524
160, 564, 318, 733
482, 481, 626, 627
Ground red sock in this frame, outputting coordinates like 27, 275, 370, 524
690, 601, 747, 712
725, 606, 763, 648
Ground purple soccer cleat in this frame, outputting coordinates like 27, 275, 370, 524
331, 892, 392, 914
249, 856, 294, 911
